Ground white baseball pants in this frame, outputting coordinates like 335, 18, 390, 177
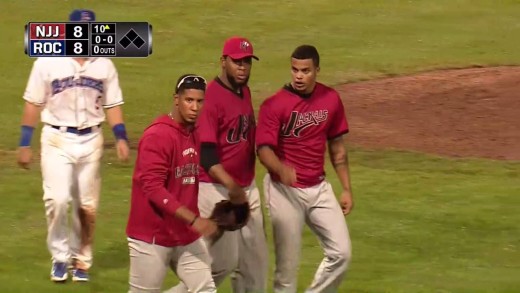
129, 237, 216, 293
264, 174, 352, 293
168, 181, 269, 293
40, 124, 103, 270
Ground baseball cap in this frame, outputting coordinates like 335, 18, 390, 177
222, 36, 259, 60
69, 9, 96, 22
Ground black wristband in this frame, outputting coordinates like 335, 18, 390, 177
189, 215, 199, 226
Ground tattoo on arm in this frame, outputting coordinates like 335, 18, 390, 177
329, 137, 347, 168
332, 154, 346, 168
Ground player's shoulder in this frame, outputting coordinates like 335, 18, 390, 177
29, 57, 68, 74
91, 57, 117, 68
205, 78, 231, 95
32, 57, 66, 67
259, 94, 276, 110
142, 116, 175, 140
261, 86, 288, 106
203, 78, 228, 104
316, 82, 339, 96
316, 82, 342, 104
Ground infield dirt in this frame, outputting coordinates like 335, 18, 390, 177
338, 66, 520, 161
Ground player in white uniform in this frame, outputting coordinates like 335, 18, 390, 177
16, 9, 130, 283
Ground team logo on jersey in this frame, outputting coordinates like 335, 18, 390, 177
226, 114, 255, 144
175, 163, 199, 179
51, 76, 103, 95
281, 110, 328, 137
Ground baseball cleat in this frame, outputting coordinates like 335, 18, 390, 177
50, 262, 68, 282
72, 269, 89, 282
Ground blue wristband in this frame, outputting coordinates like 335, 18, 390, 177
112, 123, 128, 141
19, 125, 34, 147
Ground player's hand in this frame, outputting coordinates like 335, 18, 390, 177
116, 139, 130, 162
192, 217, 218, 237
279, 164, 297, 186
228, 185, 248, 205
339, 190, 354, 215
17, 147, 33, 169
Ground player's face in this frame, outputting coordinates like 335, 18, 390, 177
222, 56, 252, 88
175, 89, 205, 124
291, 58, 319, 94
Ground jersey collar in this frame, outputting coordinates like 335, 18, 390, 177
215, 77, 244, 98
283, 83, 315, 99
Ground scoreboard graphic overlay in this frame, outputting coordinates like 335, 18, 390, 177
25, 22, 152, 57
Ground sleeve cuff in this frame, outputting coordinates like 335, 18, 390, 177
147, 189, 182, 217
257, 143, 276, 150
23, 96, 45, 106
162, 198, 182, 216
328, 129, 349, 140
103, 100, 124, 108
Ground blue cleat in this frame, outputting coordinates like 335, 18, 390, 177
50, 262, 68, 282
72, 269, 89, 282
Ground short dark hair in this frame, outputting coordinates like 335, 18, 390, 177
175, 73, 207, 94
291, 45, 320, 67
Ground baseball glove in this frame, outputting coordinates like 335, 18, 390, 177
208, 200, 250, 244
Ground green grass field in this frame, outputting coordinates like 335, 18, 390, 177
0, 1, 519, 292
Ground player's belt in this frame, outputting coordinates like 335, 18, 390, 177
50, 125, 100, 135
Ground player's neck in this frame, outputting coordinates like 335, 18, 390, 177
218, 73, 241, 93
168, 111, 193, 128
291, 81, 316, 95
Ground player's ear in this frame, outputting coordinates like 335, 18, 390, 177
220, 56, 226, 68
174, 94, 179, 106
316, 66, 320, 73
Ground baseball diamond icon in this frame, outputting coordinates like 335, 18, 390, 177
119, 29, 146, 49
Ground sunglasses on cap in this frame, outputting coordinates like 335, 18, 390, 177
176, 75, 207, 93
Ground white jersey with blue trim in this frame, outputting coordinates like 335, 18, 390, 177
23, 57, 124, 129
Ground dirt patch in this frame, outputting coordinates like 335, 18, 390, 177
336, 66, 520, 160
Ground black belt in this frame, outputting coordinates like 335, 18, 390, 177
50, 125, 100, 135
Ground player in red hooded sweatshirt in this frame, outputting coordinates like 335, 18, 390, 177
126, 74, 218, 293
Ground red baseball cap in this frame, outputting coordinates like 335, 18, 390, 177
222, 36, 259, 60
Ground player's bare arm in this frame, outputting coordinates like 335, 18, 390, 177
207, 163, 247, 204
17, 101, 43, 169
105, 105, 129, 161
174, 206, 218, 237
328, 135, 354, 215
257, 145, 297, 186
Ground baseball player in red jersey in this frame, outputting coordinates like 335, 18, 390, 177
256, 45, 354, 293
126, 74, 218, 293
169, 36, 268, 293
17, 9, 130, 283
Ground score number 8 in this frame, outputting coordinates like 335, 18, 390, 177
74, 42, 83, 54
74, 26, 83, 38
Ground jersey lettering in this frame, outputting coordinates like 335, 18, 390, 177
226, 114, 254, 144
175, 163, 199, 178
281, 110, 328, 137
51, 76, 104, 95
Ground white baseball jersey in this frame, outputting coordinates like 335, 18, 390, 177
23, 57, 124, 129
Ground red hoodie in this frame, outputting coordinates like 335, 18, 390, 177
126, 114, 201, 247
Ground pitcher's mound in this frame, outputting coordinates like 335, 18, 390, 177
337, 66, 520, 160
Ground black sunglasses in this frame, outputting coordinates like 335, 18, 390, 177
176, 75, 207, 92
